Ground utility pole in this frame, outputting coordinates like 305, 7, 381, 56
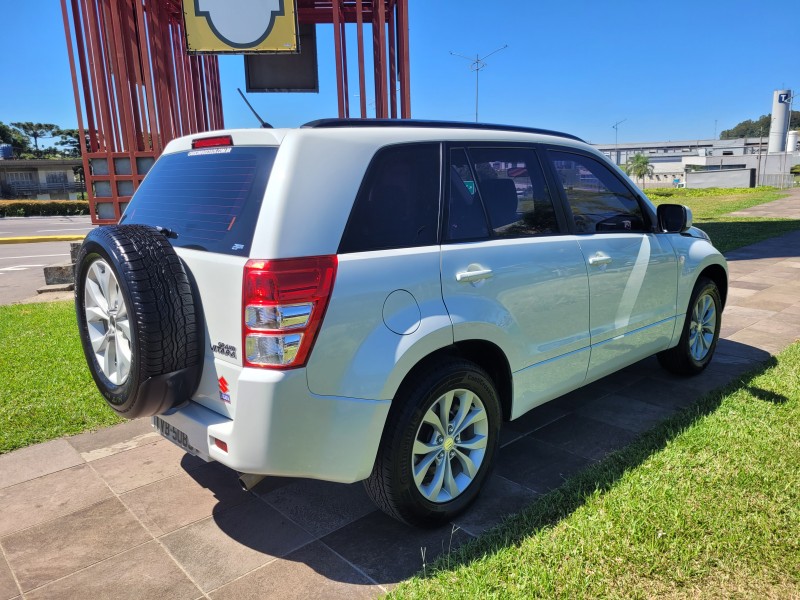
612, 119, 627, 165
450, 45, 508, 122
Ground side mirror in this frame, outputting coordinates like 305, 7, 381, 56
657, 203, 693, 233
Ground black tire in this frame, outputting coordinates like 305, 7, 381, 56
657, 276, 722, 376
74, 225, 202, 419
364, 358, 501, 527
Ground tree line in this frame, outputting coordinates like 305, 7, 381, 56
720, 111, 800, 140
0, 122, 83, 159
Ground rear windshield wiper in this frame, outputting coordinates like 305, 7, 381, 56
155, 226, 178, 239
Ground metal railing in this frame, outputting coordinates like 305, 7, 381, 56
0, 181, 86, 198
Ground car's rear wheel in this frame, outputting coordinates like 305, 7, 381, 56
364, 358, 501, 527
658, 276, 722, 375
75, 225, 202, 419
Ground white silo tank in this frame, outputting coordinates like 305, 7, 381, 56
788, 130, 799, 153
768, 89, 792, 153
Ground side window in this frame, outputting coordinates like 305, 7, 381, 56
339, 143, 440, 253
446, 148, 490, 241
469, 147, 560, 238
549, 151, 647, 233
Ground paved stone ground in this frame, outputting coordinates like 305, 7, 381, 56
1, 206, 799, 599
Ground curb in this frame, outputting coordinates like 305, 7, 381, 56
0, 235, 86, 245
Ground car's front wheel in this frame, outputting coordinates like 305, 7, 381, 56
658, 276, 722, 375
364, 358, 501, 527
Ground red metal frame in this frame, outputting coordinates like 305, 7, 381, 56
62, 0, 411, 224
300, 1, 410, 119
62, 0, 224, 224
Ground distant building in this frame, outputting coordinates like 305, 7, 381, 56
0, 159, 85, 199
593, 136, 799, 188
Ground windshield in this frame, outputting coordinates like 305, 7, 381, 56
120, 146, 277, 256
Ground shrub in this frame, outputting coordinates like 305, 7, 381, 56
0, 200, 89, 217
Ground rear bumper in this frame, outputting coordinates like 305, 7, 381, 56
153, 368, 391, 483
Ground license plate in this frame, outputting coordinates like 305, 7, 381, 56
153, 416, 198, 456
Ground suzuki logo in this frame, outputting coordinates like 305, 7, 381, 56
218, 376, 229, 394
195, 0, 284, 48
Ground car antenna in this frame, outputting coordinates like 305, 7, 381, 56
237, 88, 273, 129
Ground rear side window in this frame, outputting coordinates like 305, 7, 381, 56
548, 150, 647, 233
338, 143, 440, 253
120, 146, 277, 255
468, 147, 560, 238
446, 146, 560, 241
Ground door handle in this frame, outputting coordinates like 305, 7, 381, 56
588, 253, 612, 266
456, 268, 493, 283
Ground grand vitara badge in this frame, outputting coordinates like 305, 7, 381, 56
212, 341, 237, 359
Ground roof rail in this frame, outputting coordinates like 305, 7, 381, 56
301, 118, 585, 142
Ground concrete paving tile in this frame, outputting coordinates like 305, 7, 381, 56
505, 386, 597, 435
722, 305, 777, 320
67, 418, 159, 462
726, 287, 758, 300
528, 414, 637, 462
451, 474, 538, 536
258, 479, 377, 538
576, 393, 677, 434
209, 541, 379, 600
90, 437, 205, 494
715, 338, 773, 362
780, 303, 800, 316
728, 281, 772, 291
617, 377, 701, 411
727, 328, 796, 355
494, 436, 594, 494
1, 497, 150, 592
499, 425, 524, 448
747, 319, 800, 337
24, 541, 201, 600
738, 299, 794, 313
320, 511, 473, 586
160, 498, 313, 592
120, 462, 251, 537
0, 440, 83, 490
0, 464, 112, 537
0, 553, 18, 600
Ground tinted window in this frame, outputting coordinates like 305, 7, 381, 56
468, 147, 559, 238
120, 146, 276, 255
446, 148, 490, 241
339, 143, 440, 253
549, 151, 647, 233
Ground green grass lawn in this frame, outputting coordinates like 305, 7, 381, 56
645, 186, 800, 253
0, 301, 122, 454
391, 343, 800, 599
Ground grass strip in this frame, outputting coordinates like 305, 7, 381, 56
0, 300, 122, 454
645, 187, 800, 253
391, 343, 800, 599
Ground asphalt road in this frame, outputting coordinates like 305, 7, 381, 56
0, 215, 95, 238
0, 241, 77, 304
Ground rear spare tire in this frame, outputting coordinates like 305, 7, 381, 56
74, 225, 202, 418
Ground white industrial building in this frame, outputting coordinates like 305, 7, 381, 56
593, 90, 799, 189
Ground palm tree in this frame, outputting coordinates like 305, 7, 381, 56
624, 153, 654, 189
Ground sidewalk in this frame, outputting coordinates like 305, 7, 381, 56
1, 221, 799, 599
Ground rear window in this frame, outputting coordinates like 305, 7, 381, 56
120, 146, 277, 255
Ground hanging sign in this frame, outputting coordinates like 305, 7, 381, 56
183, 0, 298, 53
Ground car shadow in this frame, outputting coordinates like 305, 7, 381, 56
698, 220, 800, 260
179, 339, 778, 589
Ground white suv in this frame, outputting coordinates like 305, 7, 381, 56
74, 120, 727, 526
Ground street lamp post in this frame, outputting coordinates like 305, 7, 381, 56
450, 45, 508, 122
612, 119, 627, 165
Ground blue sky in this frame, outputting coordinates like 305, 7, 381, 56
1, 1, 798, 145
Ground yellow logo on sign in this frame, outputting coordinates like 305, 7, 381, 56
183, 0, 298, 53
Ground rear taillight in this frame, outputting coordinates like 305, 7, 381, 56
242, 256, 337, 369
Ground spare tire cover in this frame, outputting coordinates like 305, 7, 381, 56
74, 225, 202, 419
